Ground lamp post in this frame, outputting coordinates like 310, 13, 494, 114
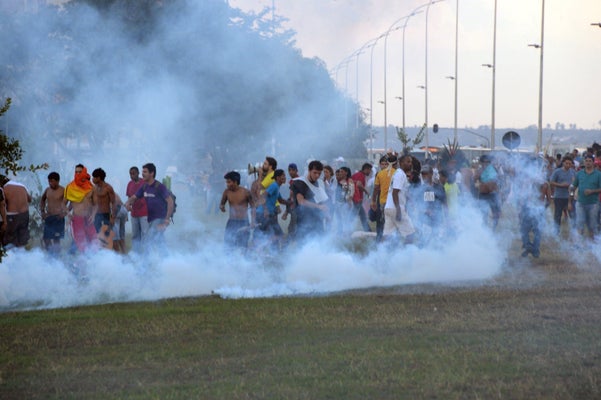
529, 0, 545, 153
481, 63, 494, 149
490, 0, 498, 149
369, 34, 385, 158
400, 9, 424, 132
383, 21, 404, 151
452, 0, 459, 143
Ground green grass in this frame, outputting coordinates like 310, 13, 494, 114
2, 282, 601, 399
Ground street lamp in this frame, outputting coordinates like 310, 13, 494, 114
401, 8, 426, 132
369, 34, 386, 159
452, 0, 459, 143
491, 0, 498, 150
421, 0, 446, 157
530, 0, 546, 153
591, 22, 601, 27
481, 61, 495, 149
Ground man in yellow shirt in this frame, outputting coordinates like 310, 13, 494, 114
260, 157, 277, 190
371, 155, 397, 242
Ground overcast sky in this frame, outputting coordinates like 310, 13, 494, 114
230, 0, 601, 131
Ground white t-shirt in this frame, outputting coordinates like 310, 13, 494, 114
384, 169, 409, 209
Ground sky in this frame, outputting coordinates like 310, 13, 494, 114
230, 0, 601, 131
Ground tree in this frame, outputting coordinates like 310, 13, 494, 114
396, 124, 425, 154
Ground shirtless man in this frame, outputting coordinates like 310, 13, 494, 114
40, 172, 66, 254
90, 168, 118, 233
220, 171, 255, 250
1, 176, 32, 248
64, 164, 96, 252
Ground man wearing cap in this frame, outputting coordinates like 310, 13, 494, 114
383, 154, 415, 242
371, 155, 396, 242
569, 154, 601, 239
255, 169, 287, 249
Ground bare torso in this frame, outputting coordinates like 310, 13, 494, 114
41, 185, 65, 217
69, 192, 93, 217
3, 183, 31, 213
222, 187, 253, 220
93, 182, 116, 214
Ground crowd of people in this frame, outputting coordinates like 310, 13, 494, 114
1, 145, 601, 262
0, 162, 175, 257
218, 146, 601, 258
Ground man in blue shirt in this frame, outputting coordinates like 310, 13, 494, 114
125, 163, 174, 252
549, 156, 576, 235
255, 169, 287, 248
570, 154, 601, 239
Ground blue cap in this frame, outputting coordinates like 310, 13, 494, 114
288, 163, 298, 170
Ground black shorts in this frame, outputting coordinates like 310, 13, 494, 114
4, 212, 30, 247
43, 214, 65, 240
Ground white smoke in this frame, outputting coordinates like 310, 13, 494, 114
0, 196, 508, 311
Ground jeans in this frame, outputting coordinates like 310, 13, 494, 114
352, 202, 371, 232
576, 202, 598, 237
520, 210, 541, 254
130, 215, 149, 253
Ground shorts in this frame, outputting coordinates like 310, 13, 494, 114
225, 219, 250, 249
4, 212, 30, 247
43, 214, 65, 240
94, 213, 111, 233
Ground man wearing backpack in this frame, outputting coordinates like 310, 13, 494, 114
125, 162, 174, 252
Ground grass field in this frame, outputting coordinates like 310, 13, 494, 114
1, 257, 601, 399
2, 195, 601, 398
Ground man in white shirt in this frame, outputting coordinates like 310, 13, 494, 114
383, 154, 415, 243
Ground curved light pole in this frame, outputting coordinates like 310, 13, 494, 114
369, 34, 386, 157
382, 4, 438, 151
423, 0, 446, 157
400, 10, 424, 132
354, 38, 379, 129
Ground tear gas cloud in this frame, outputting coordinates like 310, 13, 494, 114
1, 144, 579, 312
0, 1, 579, 312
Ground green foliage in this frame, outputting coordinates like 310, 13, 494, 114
396, 123, 425, 154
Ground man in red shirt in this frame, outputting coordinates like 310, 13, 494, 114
351, 163, 373, 232
126, 166, 148, 253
